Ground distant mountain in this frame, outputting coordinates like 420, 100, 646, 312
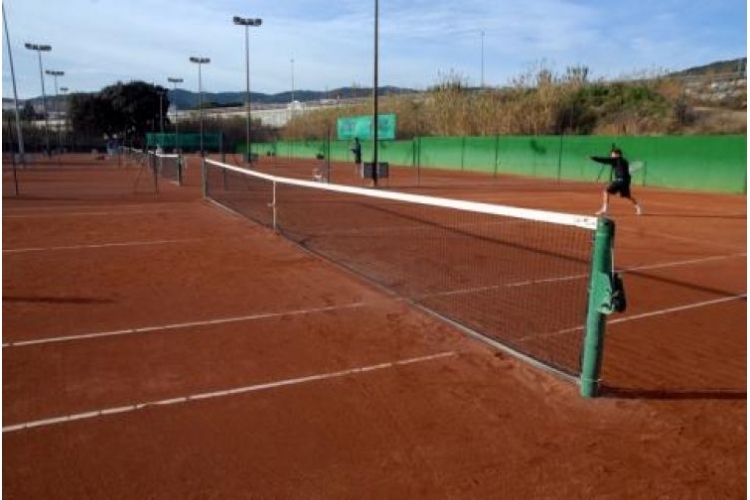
7, 86, 418, 111
670, 57, 746, 77
168, 86, 417, 109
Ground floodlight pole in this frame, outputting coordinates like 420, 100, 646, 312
233, 16, 262, 163
189, 56, 210, 157
159, 90, 164, 135
481, 30, 485, 88
291, 57, 295, 103
25, 42, 52, 155
372, 0, 379, 187
168, 77, 183, 151
60, 86, 69, 152
45, 69, 64, 151
3, 4, 26, 168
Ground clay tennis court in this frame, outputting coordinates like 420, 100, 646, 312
3, 153, 745, 498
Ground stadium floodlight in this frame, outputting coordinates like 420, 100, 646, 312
45, 69, 64, 150
189, 57, 210, 157
167, 77, 184, 151
25, 42, 52, 155
233, 16, 262, 163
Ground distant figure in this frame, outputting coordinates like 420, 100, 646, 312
351, 137, 362, 173
590, 147, 642, 216
313, 153, 328, 183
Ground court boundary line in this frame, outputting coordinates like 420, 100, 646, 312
2, 302, 366, 348
607, 293, 747, 326
3, 253, 742, 349
3, 209, 190, 219
3, 238, 202, 254
424, 252, 746, 299
618, 225, 746, 251
523, 293, 748, 342
2, 351, 456, 434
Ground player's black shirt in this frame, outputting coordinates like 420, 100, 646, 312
590, 156, 630, 181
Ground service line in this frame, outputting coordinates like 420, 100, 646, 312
3, 209, 187, 219
3, 238, 201, 254
2, 302, 366, 348
2, 351, 456, 434
522, 293, 747, 343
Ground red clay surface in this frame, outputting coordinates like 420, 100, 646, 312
3, 153, 746, 498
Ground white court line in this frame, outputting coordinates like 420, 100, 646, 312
2, 302, 366, 348
618, 224, 746, 251
521, 293, 747, 342
2, 351, 456, 434
3, 209, 186, 219
423, 252, 746, 299
2, 203, 192, 213
3, 238, 201, 254
620, 252, 746, 273
606, 293, 747, 326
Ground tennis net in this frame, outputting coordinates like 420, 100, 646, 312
203, 159, 605, 382
153, 152, 183, 186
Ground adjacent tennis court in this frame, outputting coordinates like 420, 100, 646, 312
3, 153, 745, 498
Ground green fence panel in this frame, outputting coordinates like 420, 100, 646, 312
147, 132, 222, 149
494, 136, 562, 178
245, 135, 746, 194
462, 136, 499, 174
418, 137, 466, 170
378, 140, 416, 166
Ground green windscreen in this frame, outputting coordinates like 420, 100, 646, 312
337, 114, 397, 140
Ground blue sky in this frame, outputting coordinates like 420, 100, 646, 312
2, 0, 747, 99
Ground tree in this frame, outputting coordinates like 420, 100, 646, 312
68, 81, 169, 146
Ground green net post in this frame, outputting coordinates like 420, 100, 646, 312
580, 217, 615, 398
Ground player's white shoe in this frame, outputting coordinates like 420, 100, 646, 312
635, 204, 643, 215
595, 207, 608, 215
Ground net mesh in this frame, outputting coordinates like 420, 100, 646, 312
205, 159, 597, 377
155, 153, 182, 185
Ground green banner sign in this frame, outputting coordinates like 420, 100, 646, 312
336, 114, 396, 140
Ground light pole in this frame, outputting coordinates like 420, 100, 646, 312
167, 77, 183, 152
158, 89, 164, 135
60, 86, 69, 152
233, 16, 262, 163
480, 30, 485, 88
189, 56, 210, 157
372, 0, 379, 187
291, 57, 295, 103
45, 69, 64, 151
25, 42, 52, 155
3, 4, 25, 169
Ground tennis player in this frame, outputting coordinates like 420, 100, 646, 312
590, 147, 643, 216
351, 138, 362, 171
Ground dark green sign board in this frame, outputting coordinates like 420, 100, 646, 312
336, 114, 396, 140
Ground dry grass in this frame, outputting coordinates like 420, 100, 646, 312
282, 67, 746, 140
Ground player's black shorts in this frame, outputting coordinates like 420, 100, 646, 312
607, 179, 631, 198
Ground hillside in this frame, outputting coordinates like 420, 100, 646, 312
6, 58, 745, 112
671, 57, 746, 77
